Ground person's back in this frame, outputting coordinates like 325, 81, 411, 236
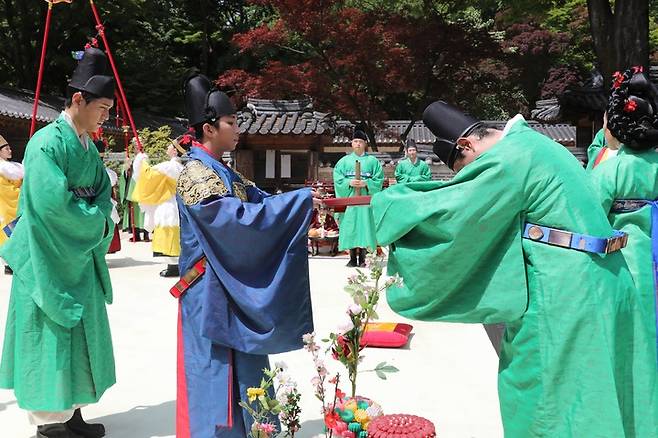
373, 114, 644, 437
492, 121, 646, 436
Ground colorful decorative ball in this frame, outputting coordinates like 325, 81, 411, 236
354, 409, 369, 424
358, 431, 368, 438
342, 431, 355, 438
340, 409, 355, 423
367, 414, 436, 438
348, 422, 362, 433
357, 400, 369, 410
344, 400, 358, 412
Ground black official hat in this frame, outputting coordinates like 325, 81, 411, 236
68, 48, 115, 99
423, 101, 482, 170
183, 73, 236, 127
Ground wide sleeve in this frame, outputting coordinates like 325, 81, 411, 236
589, 158, 621, 213
180, 187, 315, 354
0, 177, 20, 225
371, 154, 529, 324
132, 156, 177, 206
394, 163, 408, 183
419, 161, 432, 181
333, 158, 354, 198
586, 129, 606, 171
366, 158, 384, 194
16, 143, 109, 327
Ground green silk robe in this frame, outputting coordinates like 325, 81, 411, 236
394, 157, 432, 183
590, 146, 658, 437
333, 153, 383, 250
371, 119, 654, 437
0, 114, 116, 411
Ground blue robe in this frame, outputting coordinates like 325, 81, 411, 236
175, 146, 314, 438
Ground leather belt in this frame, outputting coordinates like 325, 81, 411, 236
523, 223, 627, 254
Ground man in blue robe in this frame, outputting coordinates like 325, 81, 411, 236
170, 73, 315, 438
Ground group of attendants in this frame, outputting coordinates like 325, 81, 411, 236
0, 45, 656, 438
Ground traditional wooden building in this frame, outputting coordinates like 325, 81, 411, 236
1, 88, 578, 187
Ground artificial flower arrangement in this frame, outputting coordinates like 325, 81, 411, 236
240, 362, 302, 438
303, 252, 403, 437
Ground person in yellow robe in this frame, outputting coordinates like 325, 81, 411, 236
0, 135, 23, 275
131, 138, 186, 276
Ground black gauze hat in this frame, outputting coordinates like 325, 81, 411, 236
68, 48, 115, 99
183, 73, 235, 126
423, 101, 482, 170
405, 138, 417, 150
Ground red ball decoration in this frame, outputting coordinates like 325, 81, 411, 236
367, 414, 436, 438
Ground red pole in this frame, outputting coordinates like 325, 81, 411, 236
30, 1, 54, 138
88, 0, 142, 151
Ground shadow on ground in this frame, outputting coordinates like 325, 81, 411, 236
106, 258, 161, 269
93, 401, 175, 438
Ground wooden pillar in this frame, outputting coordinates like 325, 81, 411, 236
235, 149, 255, 181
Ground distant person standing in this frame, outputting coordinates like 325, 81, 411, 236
395, 138, 431, 183
333, 127, 384, 267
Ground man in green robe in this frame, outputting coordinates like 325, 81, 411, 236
371, 101, 653, 437
394, 138, 432, 183
0, 48, 116, 438
589, 68, 658, 437
333, 128, 384, 266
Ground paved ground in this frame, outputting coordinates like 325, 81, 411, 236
0, 233, 503, 437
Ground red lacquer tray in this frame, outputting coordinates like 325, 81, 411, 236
321, 196, 372, 212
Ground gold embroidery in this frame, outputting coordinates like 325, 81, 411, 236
232, 169, 255, 187
232, 182, 248, 202
177, 160, 228, 205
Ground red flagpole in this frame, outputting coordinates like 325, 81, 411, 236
30, 1, 54, 138
88, 0, 142, 151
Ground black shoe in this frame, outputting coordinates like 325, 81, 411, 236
357, 248, 367, 267
4, 266, 12, 275
345, 259, 357, 267
37, 423, 83, 438
66, 409, 105, 438
160, 264, 179, 277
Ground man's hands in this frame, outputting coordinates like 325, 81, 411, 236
349, 179, 367, 188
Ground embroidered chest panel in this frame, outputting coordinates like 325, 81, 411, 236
177, 160, 253, 205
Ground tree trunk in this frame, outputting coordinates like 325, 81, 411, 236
587, 0, 649, 87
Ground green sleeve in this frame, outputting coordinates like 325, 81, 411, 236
586, 129, 606, 171
21, 142, 108, 327
366, 157, 384, 194
371, 153, 528, 324
419, 161, 432, 181
333, 158, 354, 198
589, 159, 620, 213
395, 162, 408, 183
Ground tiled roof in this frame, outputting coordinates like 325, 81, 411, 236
237, 98, 334, 135
334, 120, 576, 147
0, 86, 188, 135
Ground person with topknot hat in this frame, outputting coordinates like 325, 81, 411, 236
0, 134, 23, 275
173, 72, 316, 438
333, 126, 384, 267
394, 138, 432, 183
589, 66, 658, 436
369, 100, 651, 437
0, 47, 116, 438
